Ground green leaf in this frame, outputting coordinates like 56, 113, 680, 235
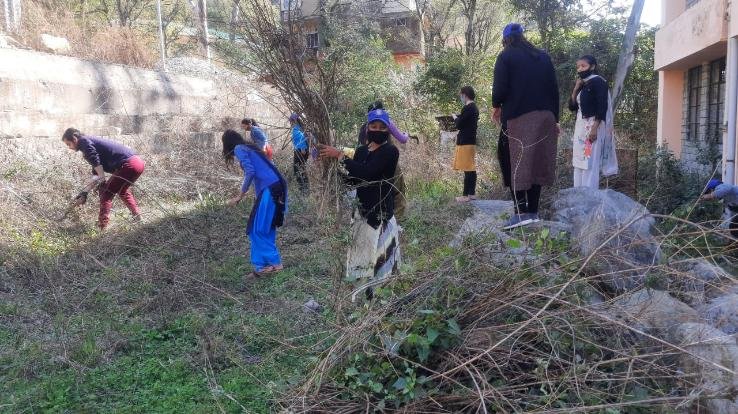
392, 377, 407, 390
447, 318, 461, 336
345, 367, 359, 377
541, 227, 550, 239
417, 346, 429, 362
370, 381, 383, 393
506, 238, 522, 249
426, 327, 440, 344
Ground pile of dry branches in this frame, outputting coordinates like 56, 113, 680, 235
281, 218, 738, 413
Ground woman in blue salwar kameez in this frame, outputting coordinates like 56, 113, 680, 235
222, 130, 288, 277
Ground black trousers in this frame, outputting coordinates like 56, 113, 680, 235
293, 150, 309, 191
463, 171, 477, 196
511, 185, 541, 214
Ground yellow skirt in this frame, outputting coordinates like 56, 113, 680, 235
453, 145, 476, 171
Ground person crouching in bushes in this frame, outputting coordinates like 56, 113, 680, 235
62, 128, 145, 230
222, 129, 288, 278
452, 85, 480, 202
320, 109, 401, 301
289, 113, 309, 192
701, 178, 738, 238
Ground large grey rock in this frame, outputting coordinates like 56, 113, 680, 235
700, 294, 738, 335
552, 188, 660, 291
673, 322, 738, 400
608, 289, 699, 334
667, 259, 730, 305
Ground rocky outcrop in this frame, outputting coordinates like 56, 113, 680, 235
552, 187, 660, 291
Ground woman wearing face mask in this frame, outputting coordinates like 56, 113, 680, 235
452, 86, 480, 202
320, 109, 401, 301
568, 55, 618, 188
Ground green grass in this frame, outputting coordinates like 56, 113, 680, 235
0, 180, 463, 413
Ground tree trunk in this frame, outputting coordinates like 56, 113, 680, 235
229, 0, 240, 43
188, 0, 210, 60
3, 0, 21, 32
611, 0, 645, 112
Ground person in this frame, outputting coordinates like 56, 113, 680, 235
241, 118, 272, 159
568, 55, 618, 188
61, 128, 145, 230
701, 178, 738, 238
358, 101, 410, 146
357, 101, 408, 218
320, 109, 401, 301
289, 113, 310, 192
222, 129, 288, 278
452, 86, 480, 202
492, 23, 560, 230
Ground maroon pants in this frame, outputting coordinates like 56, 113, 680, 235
98, 155, 145, 229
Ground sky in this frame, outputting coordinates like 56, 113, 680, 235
597, 0, 662, 27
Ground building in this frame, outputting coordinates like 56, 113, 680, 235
655, 0, 738, 183
280, 0, 424, 68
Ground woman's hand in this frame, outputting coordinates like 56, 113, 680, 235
491, 108, 502, 127
587, 129, 597, 143
701, 193, 716, 201
227, 194, 244, 207
574, 78, 584, 92
319, 145, 343, 159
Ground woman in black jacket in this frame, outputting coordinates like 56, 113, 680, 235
568, 55, 617, 188
453, 86, 480, 202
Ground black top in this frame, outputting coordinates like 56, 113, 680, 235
454, 102, 479, 145
492, 47, 560, 124
568, 76, 609, 122
343, 143, 400, 228
77, 136, 136, 173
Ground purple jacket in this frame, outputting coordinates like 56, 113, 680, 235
77, 136, 136, 173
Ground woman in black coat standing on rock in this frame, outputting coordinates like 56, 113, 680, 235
453, 86, 480, 202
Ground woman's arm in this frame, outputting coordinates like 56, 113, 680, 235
387, 120, 409, 144
491, 55, 509, 108
343, 147, 398, 182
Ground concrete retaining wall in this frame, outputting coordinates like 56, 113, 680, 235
0, 48, 285, 141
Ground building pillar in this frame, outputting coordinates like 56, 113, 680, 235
724, 37, 738, 184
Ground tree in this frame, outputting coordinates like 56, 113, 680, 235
610, 0, 645, 112
456, 0, 506, 55
508, 0, 583, 50
187, 0, 210, 59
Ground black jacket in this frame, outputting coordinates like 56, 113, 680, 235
343, 143, 400, 228
492, 47, 560, 124
568, 76, 609, 122
454, 102, 479, 145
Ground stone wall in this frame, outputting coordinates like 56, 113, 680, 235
0, 48, 286, 143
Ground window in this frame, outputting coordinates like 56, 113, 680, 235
687, 0, 701, 8
707, 58, 726, 143
306, 32, 319, 49
395, 17, 408, 27
687, 66, 702, 141
281, 0, 300, 11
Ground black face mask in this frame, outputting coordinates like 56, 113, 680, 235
367, 130, 389, 144
578, 69, 594, 80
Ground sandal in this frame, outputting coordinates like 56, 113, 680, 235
260, 264, 284, 274
455, 196, 471, 203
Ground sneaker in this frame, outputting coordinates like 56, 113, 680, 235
527, 213, 541, 223
502, 214, 534, 230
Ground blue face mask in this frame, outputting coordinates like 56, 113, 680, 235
460, 95, 466, 105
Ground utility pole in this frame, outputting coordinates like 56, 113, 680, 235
156, 0, 166, 68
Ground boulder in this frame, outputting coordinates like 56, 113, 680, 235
672, 322, 738, 400
608, 289, 699, 335
666, 259, 730, 305
700, 294, 738, 335
552, 188, 660, 291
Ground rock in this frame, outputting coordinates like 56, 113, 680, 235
450, 200, 512, 248
673, 322, 738, 399
552, 188, 660, 291
40, 34, 70, 54
303, 299, 322, 314
700, 294, 738, 335
609, 289, 699, 334
665, 259, 730, 305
